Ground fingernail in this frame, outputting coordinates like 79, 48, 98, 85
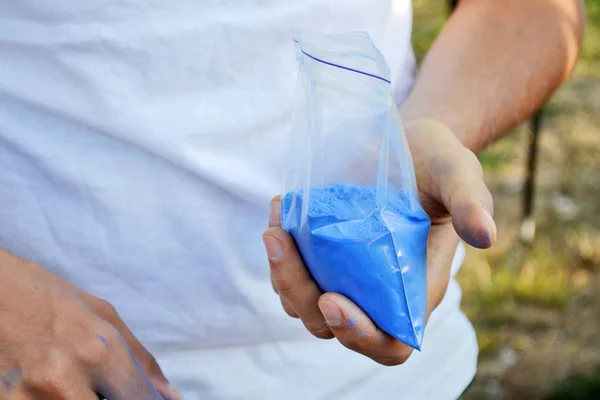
164, 385, 184, 400
155, 382, 184, 400
270, 198, 282, 226
319, 300, 342, 327
263, 236, 284, 261
481, 206, 497, 245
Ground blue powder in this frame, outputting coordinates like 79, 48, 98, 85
281, 183, 430, 349
97, 334, 108, 346
2, 368, 20, 392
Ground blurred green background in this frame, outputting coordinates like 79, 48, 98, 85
412, 1, 600, 399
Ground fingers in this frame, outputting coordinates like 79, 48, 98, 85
94, 308, 176, 398
0, 360, 94, 400
267, 196, 303, 319
404, 119, 496, 249
424, 223, 458, 315
12, 388, 98, 400
95, 315, 182, 400
271, 275, 300, 318
263, 226, 333, 339
16, 382, 99, 400
68, 292, 182, 400
0, 324, 172, 400
280, 298, 299, 318
317, 293, 413, 366
433, 148, 497, 249
88, 328, 164, 400
269, 195, 282, 228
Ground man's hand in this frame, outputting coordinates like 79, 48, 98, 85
0, 248, 182, 400
262, 119, 496, 366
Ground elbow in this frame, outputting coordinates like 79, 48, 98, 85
557, 0, 585, 83
574, 0, 586, 48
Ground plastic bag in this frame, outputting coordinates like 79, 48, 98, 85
281, 32, 431, 350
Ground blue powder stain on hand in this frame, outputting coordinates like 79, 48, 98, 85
345, 319, 358, 330
97, 335, 108, 346
281, 183, 430, 350
2, 368, 20, 392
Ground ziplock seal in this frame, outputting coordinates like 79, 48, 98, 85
294, 39, 391, 84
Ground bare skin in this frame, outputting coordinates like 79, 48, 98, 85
264, 0, 584, 366
264, 121, 494, 365
0, 249, 182, 400
0, 0, 585, 395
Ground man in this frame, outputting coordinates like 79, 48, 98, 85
0, 0, 583, 399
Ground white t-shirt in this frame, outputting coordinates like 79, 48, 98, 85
0, 0, 477, 399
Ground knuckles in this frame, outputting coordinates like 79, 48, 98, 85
89, 298, 119, 320
303, 320, 334, 339
373, 344, 413, 366
309, 327, 334, 340
281, 302, 299, 319
341, 336, 413, 367
74, 322, 123, 369
21, 349, 79, 395
374, 352, 411, 367
19, 323, 126, 393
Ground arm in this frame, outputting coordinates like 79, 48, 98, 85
401, 0, 585, 151
264, 1, 584, 366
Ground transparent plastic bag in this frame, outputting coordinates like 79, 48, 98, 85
281, 32, 431, 349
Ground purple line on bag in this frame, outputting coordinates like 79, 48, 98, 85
293, 39, 391, 84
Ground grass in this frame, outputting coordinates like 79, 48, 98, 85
412, 1, 600, 398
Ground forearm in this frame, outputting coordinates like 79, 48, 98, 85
400, 0, 585, 152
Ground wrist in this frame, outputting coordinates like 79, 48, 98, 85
400, 118, 464, 153
399, 101, 484, 153
400, 117, 464, 154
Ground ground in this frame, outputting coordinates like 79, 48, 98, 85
412, 1, 600, 398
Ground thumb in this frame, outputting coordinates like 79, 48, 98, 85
435, 148, 497, 249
